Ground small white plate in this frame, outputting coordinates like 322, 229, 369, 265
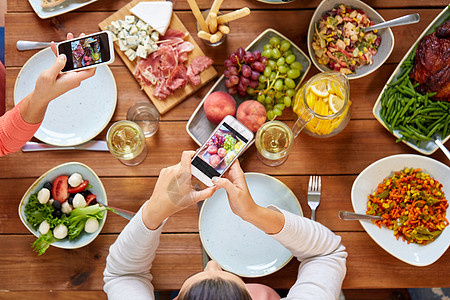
28, 0, 97, 19
199, 173, 303, 277
14, 48, 117, 146
351, 154, 450, 266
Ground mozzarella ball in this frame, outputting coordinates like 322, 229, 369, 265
68, 173, 83, 188
61, 201, 73, 214
53, 224, 68, 239
38, 220, 50, 235
84, 217, 100, 233
37, 188, 51, 204
73, 193, 87, 208
49, 199, 54, 205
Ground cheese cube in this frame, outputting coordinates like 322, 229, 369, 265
150, 31, 159, 41
111, 35, 118, 42
126, 35, 139, 48
122, 22, 132, 31
106, 25, 118, 35
125, 15, 136, 24
136, 20, 146, 30
129, 25, 138, 35
136, 45, 147, 58
125, 49, 137, 61
118, 39, 128, 52
112, 20, 121, 31
117, 29, 127, 40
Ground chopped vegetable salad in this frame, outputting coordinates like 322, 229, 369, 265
312, 4, 381, 74
366, 168, 448, 245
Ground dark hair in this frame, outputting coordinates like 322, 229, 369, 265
178, 277, 252, 300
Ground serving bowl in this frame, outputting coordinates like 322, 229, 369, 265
351, 154, 450, 266
307, 0, 394, 79
18, 162, 108, 250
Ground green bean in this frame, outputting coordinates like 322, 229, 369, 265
427, 123, 443, 138
414, 119, 429, 134
443, 115, 450, 139
427, 114, 447, 131
406, 125, 431, 142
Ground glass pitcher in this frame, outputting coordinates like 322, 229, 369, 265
292, 72, 351, 138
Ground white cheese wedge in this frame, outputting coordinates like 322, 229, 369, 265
130, 1, 173, 35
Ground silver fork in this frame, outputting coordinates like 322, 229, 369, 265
307, 176, 321, 221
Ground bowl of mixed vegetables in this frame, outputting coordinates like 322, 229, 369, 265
307, 0, 394, 79
18, 162, 108, 255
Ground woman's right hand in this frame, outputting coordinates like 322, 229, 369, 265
213, 160, 285, 235
212, 160, 257, 220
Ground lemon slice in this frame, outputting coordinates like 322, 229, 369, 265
310, 81, 329, 98
329, 81, 344, 99
329, 94, 345, 113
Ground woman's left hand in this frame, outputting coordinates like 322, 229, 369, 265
143, 151, 217, 230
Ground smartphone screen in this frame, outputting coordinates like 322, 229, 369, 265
192, 122, 250, 179
58, 32, 111, 72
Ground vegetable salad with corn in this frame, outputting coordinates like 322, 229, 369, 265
312, 4, 381, 74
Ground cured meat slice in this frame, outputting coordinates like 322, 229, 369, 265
187, 56, 214, 85
176, 42, 195, 63
162, 28, 189, 40
167, 65, 188, 91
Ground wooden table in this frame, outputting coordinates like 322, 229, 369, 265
2, 0, 449, 299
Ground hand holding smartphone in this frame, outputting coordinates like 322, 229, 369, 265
57, 31, 114, 73
191, 115, 254, 186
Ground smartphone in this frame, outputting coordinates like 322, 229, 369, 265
57, 31, 115, 73
191, 115, 254, 187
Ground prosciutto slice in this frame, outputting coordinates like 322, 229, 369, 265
134, 28, 213, 100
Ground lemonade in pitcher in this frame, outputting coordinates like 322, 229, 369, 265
293, 72, 351, 138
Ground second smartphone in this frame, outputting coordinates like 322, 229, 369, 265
57, 31, 115, 73
191, 115, 254, 187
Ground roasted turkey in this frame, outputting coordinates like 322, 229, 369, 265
410, 20, 450, 101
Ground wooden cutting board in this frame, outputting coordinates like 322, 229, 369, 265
98, 0, 218, 114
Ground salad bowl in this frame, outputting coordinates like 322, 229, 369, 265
18, 162, 108, 250
307, 0, 394, 79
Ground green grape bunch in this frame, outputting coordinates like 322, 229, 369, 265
247, 37, 303, 120
223, 135, 236, 152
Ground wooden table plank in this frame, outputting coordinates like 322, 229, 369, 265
0, 233, 448, 291
7, 0, 449, 13
0, 175, 366, 234
0, 291, 107, 300
5, 9, 444, 67
1, 120, 447, 179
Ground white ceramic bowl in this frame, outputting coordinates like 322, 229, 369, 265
351, 154, 450, 266
307, 0, 394, 79
19, 162, 108, 250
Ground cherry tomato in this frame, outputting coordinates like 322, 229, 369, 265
86, 194, 97, 206
52, 175, 69, 203
68, 180, 89, 194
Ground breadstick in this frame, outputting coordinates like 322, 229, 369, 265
210, 0, 224, 15
217, 7, 251, 24
210, 31, 223, 44
218, 24, 230, 34
208, 12, 218, 34
198, 30, 213, 41
187, 0, 209, 33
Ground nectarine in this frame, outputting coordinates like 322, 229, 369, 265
236, 100, 266, 132
204, 91, 236, 125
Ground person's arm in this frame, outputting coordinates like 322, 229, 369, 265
213, 162, 347, 300
103, 151, 216, 300
0, 102, 41, 156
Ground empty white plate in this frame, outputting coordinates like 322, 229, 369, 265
14, 47, 117, 146
199, 173, 303, 277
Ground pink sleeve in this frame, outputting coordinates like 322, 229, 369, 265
0, 102, 42, 156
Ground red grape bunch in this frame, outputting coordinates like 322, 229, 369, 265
223, 47, 268, 97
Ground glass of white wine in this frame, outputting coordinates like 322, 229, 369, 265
106, 120, 147, 166
255, 120, 294, 166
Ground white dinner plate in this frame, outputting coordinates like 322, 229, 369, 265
351, 154, 450, 266
199, 173, 303, 277
28, 0, 97, 19
14, 48, 117, 146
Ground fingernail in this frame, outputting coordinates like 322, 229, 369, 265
59, 54, 66, 61
212, 177, 219, 184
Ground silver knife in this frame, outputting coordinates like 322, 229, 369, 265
22, 140, 109, 152
17, 40, 52, 51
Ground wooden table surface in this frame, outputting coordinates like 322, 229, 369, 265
2, 0, 450, 298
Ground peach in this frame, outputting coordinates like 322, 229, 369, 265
209, 154, 221, 167
204, 91, 236, 125
217, 148, 227, 158
236, 100, 267, 132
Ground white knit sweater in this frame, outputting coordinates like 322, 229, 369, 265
103, 205, 347, 300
